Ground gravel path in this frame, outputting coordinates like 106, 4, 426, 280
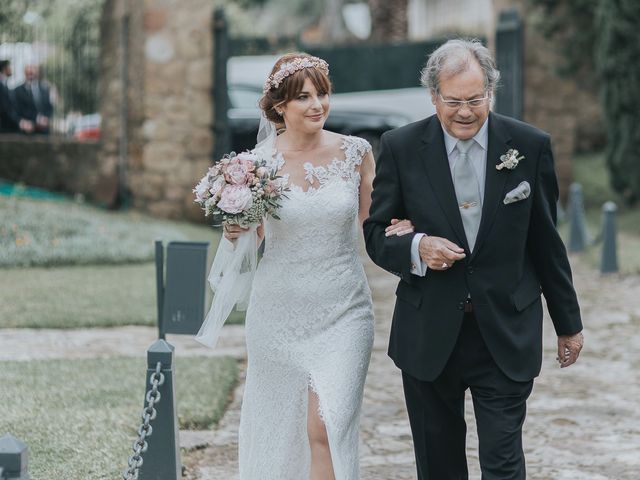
2, 254, 639, 479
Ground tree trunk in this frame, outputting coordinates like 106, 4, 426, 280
369, 0, 408, 42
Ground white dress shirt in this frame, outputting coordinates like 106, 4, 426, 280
410, 119, 489, 276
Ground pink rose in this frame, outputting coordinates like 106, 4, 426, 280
256, 166, 269, 178
217, 185, 253, 214
236, 152, 257, 172
225, 160, 250, 185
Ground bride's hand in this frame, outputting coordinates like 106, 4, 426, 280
257, 222, 265, 245
223, 224, 248, 242
385, 218, 415, 237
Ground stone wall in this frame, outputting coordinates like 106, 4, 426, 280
100, 0, 216, 221
0, 135, 109, 203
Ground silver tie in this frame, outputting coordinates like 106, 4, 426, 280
453, 139, 482, 252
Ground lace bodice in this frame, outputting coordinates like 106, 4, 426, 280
262, 135, 370, 260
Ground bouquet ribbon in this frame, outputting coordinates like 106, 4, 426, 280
195, 225, 258, 348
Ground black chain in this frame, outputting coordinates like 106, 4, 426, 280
122, 361, 165, 480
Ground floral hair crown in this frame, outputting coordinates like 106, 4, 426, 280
262, 56, 329, 94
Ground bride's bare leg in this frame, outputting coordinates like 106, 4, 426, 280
308, 388, 335, 480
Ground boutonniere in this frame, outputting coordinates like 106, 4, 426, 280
496, 149, 524, 171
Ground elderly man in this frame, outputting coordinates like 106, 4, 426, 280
364, 39, 584, 479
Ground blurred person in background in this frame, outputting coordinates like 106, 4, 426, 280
0, 59, 34, 134
13, 64, 53, 134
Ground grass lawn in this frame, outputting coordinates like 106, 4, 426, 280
563, 151, 640, 274
0, 355, 237, 480
0, 197, 193, 268
0, 197, 246, 328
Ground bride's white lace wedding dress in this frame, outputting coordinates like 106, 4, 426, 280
238, 135, 375, 480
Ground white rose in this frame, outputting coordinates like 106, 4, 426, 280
194, 177, 210, 201
209, 176, 225, 197
236, 152, 258, 163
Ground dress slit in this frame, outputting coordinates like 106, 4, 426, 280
308, 372, 345, 479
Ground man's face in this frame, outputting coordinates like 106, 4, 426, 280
24, 65, 38, 81
431, 60, 490, 140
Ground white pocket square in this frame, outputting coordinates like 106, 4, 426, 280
503, 181, 531, 204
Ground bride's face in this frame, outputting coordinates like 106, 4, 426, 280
280, 78, 330, 134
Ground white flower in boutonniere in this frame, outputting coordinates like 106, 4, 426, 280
496, 149, 525, 171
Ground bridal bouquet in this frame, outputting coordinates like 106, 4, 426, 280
193, 150, 287, 227
193, 149, 287, 349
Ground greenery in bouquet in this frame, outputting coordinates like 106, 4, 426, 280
194, 150, 288, 228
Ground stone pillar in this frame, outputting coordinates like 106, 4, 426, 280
133, 0, 215, 221
100, 0, 216, 220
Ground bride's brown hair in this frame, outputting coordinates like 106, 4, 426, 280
259, 53, 332, 124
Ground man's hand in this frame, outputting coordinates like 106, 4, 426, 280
36, 114, 49, 130
557, 331, 584, 368
385, 218, 415, 237
19, 119, 34, 133
418, 235, 466, 271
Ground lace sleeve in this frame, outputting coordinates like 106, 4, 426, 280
342, 136, 372, 169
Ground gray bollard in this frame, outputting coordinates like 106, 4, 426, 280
138, 340, 181, 480
568, 183, 589, 252
0, 434, 29, 480
557, 199, 566, 224
600, 201, 618, 274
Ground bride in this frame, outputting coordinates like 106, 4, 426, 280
222, 53, 413, 479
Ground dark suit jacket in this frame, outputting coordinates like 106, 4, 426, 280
363, 112, 582, 383
0, 81, 20, 132
13, 81, 53, 124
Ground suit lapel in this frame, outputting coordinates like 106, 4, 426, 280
420, 118, 469, 250
471, 113, 512, 259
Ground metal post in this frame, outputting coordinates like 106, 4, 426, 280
495, 9, 523, 119
138, 340, 181, 480
600, 201, 618, 274
212, 8, 231, 161
155, 240, 165, 339
568, 183, 589, 252
0, 434, 29, 480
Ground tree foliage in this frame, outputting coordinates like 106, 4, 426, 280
526, 0, 599, 86
529, 0, 640, 203
595, 0, 640, 204
0, 0, 29, 32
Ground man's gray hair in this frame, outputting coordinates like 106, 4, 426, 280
420, 39, 500, 94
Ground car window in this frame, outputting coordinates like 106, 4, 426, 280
229, 86, 262, 109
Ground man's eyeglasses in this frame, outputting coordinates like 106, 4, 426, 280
438, 94, 490, 109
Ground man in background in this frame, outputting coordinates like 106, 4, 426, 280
0, 59, 33, 134
13, 64, 53, 134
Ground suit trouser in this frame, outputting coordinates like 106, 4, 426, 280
402, 312, 534, 480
